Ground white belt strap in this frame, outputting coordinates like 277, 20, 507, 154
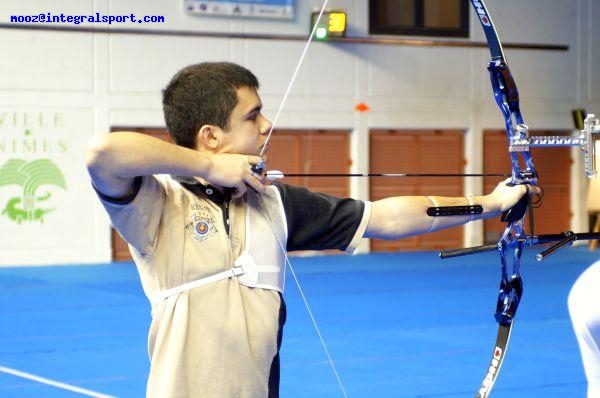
150, 264, 244, 310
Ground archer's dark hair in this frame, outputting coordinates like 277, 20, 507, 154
162, 62, 259, 149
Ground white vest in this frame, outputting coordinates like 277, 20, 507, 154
150, 185, 288, 310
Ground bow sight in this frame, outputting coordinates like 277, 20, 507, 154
509, 114, 599, 178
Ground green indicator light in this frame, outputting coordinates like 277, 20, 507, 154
315, 27, 328, 40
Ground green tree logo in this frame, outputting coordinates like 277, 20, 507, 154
0, 158, 67, 224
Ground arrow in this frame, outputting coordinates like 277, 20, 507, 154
265, 170, 510, 180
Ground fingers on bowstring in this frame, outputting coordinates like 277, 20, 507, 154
246, 168, 267, 195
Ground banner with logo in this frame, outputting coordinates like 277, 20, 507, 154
0, 108, 97, 266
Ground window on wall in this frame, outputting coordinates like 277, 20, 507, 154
369, 0, 469, 38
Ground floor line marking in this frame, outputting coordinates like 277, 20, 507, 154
0, 365, 116, 398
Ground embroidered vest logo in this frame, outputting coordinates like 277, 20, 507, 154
185, 203, 218, 242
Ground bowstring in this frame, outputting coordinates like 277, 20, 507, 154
278, 240, 349, 398
258, 1, 329, 158
260, 191, 348, 397
259, 2, 348, 396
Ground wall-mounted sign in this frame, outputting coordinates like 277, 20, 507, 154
0, 111, 69, 226
311, 11, 347, 40
185, 0, 295, 20
0, 108, 94, 263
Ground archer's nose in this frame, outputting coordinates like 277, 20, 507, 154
260, 114, 272, 135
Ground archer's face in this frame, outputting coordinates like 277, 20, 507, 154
217, 86, 272, 157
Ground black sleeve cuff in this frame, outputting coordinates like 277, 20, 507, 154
92, 176, 143, 205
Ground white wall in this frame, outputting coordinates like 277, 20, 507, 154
0, 0, 598, 265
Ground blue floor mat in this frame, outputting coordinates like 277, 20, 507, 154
0, 247, 596, 397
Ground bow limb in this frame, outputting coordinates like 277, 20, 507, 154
471, 1, 536, 397
441, 3, 599, 396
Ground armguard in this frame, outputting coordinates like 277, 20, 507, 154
426, 205, 483, 217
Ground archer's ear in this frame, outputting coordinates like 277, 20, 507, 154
196, 125, 219, 150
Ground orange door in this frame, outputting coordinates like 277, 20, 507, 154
370, 130, 465, 252
267, 130, 350, 197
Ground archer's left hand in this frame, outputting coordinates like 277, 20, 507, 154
489, 178, 542, 214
